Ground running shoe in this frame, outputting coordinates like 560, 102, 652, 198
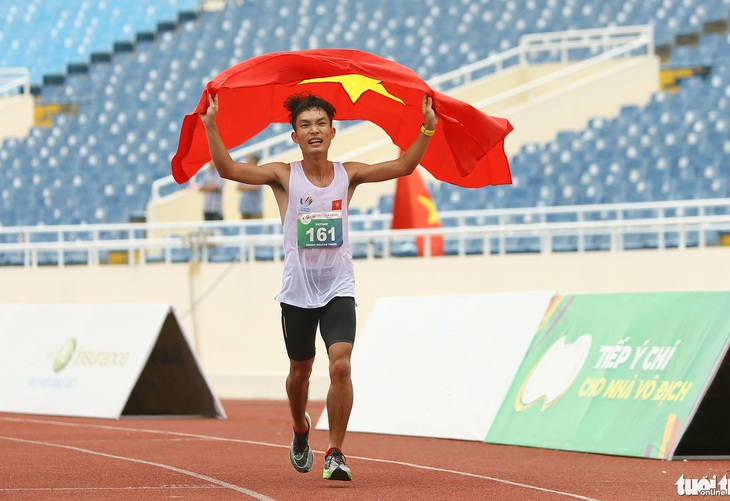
289, 412, 313, 473
322, 448, 352, 481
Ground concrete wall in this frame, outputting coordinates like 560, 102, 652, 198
1, 247, 727, 399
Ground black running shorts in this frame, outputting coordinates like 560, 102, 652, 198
280, 296, 356, 362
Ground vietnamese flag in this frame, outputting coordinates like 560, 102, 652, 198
391, 169, 444, 257
171, 49, 513, 188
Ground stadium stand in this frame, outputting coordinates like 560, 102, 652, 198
0, 0, 200, 86
0, 0, 729, 258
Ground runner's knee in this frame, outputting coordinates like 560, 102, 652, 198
328, 356, 351, 382
289, 360, 313, 382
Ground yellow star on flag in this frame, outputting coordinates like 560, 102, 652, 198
298, 74, 405, 105
416, 195, 441, 225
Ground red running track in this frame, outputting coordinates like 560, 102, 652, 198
1, 400, 728, 500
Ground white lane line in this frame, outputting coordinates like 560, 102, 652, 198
347, 455, 600, 501
0, 485, 223, 493
0, 435, 276, 501
1, 416, 598, 500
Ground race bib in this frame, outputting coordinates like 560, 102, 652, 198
297, 211, 343, 248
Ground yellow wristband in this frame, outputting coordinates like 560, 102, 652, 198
420, 124, 435, 137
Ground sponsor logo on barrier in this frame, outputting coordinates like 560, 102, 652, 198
49, 338, 131, 374
515, 334, 592, 411
676, 474, 729, 496
27, 376, 78, 389
31, 338, 132, 391
72, 347, 130, 368
53, 338, 77, 373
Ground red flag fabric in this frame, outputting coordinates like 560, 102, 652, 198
391, 169, 444, 257
171, 49, 513, 188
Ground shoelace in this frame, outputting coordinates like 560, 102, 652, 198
328, 450, 346, 466
292, 433, 308, 455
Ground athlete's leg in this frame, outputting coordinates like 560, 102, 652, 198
281, 303, 318, 434
319, 297, 356, 450
325, 341, 353, 450
287, 357, 315, 434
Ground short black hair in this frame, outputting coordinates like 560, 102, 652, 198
284, 92, 336, 130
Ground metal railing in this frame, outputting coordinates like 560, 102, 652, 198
0, 67, 30, 98
1, 198, 728, 268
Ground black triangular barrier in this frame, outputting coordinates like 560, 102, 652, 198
122, 309, 225, 418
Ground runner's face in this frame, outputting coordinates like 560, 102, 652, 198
292, 108, 335, 153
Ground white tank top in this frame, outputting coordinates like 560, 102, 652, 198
275, 161, 356, 308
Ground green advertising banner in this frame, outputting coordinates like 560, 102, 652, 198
486, 292, 730, 459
